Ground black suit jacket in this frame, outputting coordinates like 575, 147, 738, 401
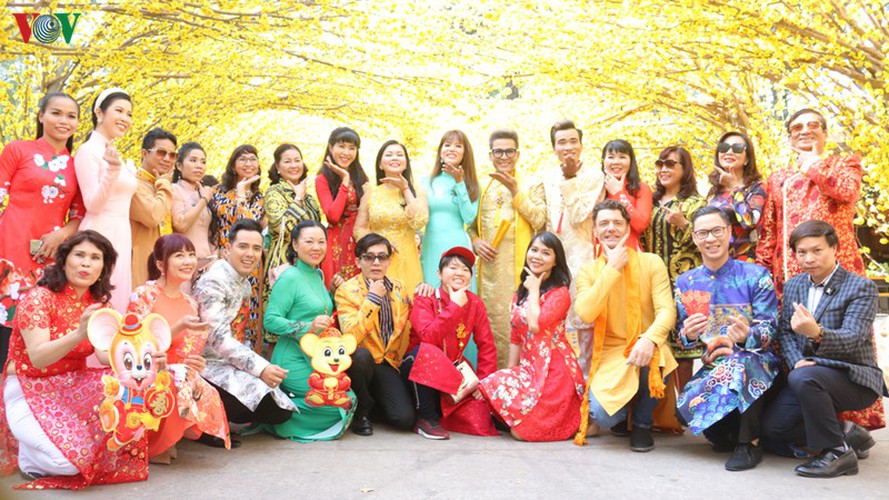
779, 265, 887, 397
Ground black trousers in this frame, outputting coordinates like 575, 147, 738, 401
702, 397, 765, 445
399, 347, 441, 421
0, 325, 10, 369
209, 382, 292, 425
346, 348, 415, 429
761, 365, 879, 450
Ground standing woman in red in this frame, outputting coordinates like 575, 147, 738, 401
315, 127, 368, 289
0, 93, 84, 368
127, 234, 230, 464
600, 139, 652, 251
0, 230, 149, 490
74, 88, 138, 313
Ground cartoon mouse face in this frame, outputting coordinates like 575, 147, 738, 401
300, 328, 357, 376
88, 309, 171, 391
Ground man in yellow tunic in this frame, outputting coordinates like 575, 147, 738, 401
574, 199, 677, 452
130, 128, 175, 287
469, 129, 544, 368
520, 120, 605, 372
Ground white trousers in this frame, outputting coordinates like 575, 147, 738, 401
4, 376, 79, 476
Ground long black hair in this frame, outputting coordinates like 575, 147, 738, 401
38, 230, 117, 304
36, 92, 79, 153
708, 131, 762, 198
319, 127, 367, 200
374, 140, 416, 196
652, 146, 700, 204
220, 144, 261, 193
172, 142, 206, 183
601, 139, 642, 196
269, 143, 306, 185
285, 219, 327, 265
88, 91, 131, 140
516, 232, 571, 305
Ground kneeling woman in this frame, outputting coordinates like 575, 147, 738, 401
0, 231, 148, 489
128, 234, 230, 463
480, 232, 585, 441
264, 220, 355, 441
402, 247, 498, 439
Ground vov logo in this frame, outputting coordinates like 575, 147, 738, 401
13, 13, 82, 44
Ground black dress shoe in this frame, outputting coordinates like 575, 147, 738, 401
725, 443, 762, 471
843, 422, 876, 459
351, 416, 373, 436
794, 448, 858, 478
197, 434, 241, 449
19, 471, 47, 481
629, 426, 654, 452
610, 420, 630, 437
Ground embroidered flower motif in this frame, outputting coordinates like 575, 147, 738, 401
0, 305, 7, 325
33, 153, 46, 166
41, 184, 60, 203
47, 155, 69, 173
8, 282, 21, 300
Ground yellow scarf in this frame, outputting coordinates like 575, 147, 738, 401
574, 248, 666, 446
476, 176, 531, 289
136, 169, 173, 236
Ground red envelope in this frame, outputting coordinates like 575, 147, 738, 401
408, 342, 463, 394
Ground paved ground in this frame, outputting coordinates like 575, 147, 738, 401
2, 415, 888, 499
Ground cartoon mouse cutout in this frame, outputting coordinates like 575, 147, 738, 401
299, 326, 356, 408
88, 309, 174, 451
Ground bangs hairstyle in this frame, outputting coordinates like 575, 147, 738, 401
516, 232, 571, 304
652, 146, 699, 203
36, 92, 79, 153
600, 139, 642, 195
285, 219, 327, 265
38, 230, 117, 303
269, 143, 306, 185
355, 232, 393, 257
430, 130, 479, 202
172, 142, 205, 183
708, 131, 762, 198
375, 140, 416, 196
438, 254, 474, 275
789, 220, 838, 251
319, 127, 367, 200
221, 144, 261, 193
147, 233, 196, 281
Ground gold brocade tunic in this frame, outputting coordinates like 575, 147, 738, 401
470, 182, 518, 369
364, 183, 428, 294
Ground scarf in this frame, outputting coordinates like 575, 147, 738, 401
136, 169, 173, 236
366, 277, 394, 347
476, 176, 532, 289
574, 248, 666, 445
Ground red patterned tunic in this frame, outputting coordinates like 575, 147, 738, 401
315, 174, 360, 289
0, 138, 84, 326
756, 153, 884, 430
0, 286, 148, 489
480, 287, 585, 441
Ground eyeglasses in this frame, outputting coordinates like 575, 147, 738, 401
692, 226, 729, 240
655, 159, 680, 168
237, 156, 259, 163
359, 253, 391, 264
789, 121, 823, 134
148, 148, 179, 160
490, 148, 518, 159
716, 142, 747, 154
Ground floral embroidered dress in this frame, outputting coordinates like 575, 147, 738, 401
127, 282, 230, 456
363, 183, 429, 293
0, 286, 148, 490
316, 174, 360, 288
0, 138, 84, 326
74, 130, 138, 313
480, 287, 584, 441
708, 181, 767, 261
210, 188, 264, 350
755, 154, 883, 430
674, 259, 781, 434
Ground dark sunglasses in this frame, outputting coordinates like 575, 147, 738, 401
147, 148, 179, 160
716, 142, 747, 154
655, 159, 680, 168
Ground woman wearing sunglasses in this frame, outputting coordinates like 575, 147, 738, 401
642, 146, 705, 388
707, 132, 766, 262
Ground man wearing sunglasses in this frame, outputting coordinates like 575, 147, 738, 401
130, 127, 177, 286
335, 233, 415, 436
469, 129, 543, 368
756, 109, 866, 298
